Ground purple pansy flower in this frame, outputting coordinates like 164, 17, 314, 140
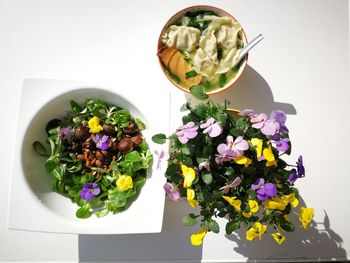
215, 136, 249, 164
219, 177, 242, 194
59, 126, 73, 141
93, 134, 109, 150
199, 160, 211, 171
288, 171, 299, 185
80, 183, 100, 201
239, 109, 257, 117
154, 149, 170, 170
200, 117, 223, 137
270, 137, 290, 153
251, 178, 277, 201
176, 121, 198, 144
271, 110, 289, 134
288, 156, 305, 185
251, 113, 280, 136
163, 182, 180, 201
297, 155, 305, 177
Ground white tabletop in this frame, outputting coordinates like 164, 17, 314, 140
1, 0, 349, 262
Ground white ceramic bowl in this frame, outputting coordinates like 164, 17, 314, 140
8, 78, 169, 234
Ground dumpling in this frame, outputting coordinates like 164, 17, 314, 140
199, 26, 218, 64
192, 48, 216, 79
162, 25, 200, 52
216, 22, 242, 50
203, 15, 233, 30
215, 47, 240, 74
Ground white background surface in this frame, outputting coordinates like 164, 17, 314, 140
1, 0, 349, 262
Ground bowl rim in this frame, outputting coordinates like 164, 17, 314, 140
157, 4, 249, 96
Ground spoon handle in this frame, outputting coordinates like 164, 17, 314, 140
236, 33, 264, 64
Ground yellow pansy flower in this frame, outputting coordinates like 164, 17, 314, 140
116, 175, 133, 191
271, 232, 286, 245
242, 199, 259, 218
282, 193, 299, 208
234, 155, 252, 167
223, 196, 241, 212
88, 116, 103, 133
190, 228, 208, 246
182, 164, 196, 188
263, 146, 277, 167
246, 222, 267, 241
264, 197, 287, 211
250, 138, 263, 158
299, 207, 314, 230
187, 188, 199, 208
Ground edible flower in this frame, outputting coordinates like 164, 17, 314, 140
80, 183, 100, 200
297, 155, 305, 177
200, 117, 223, 137
242, 199, 259, 218
155, 149, 170, 170
271, 232, 286, 245
251, 178, 277, 201
92, 134, 109, 150
190, 228, 208, 246
163, 182, 180, 201
59, 126, 73, 141
219, 177, 242, 194
116, 175, 133, 191
264, 196, 287, 211
263, 146, 277, 167
246, 222, 267, 241
187, 188, 199, 207
234, 155, 252, 167
271, 110, 288, 134
251, 113, 279, 136
176, 121, 198, 144
216, 136, 249, 164
88, 116, 103, 133
250, 138, 263, 158
299, 207, 314, 230
222, 196, 241, 212
239, 109, 257, 117
182, 164, 196, 188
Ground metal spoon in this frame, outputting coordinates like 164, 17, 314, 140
234, 33, 264, 66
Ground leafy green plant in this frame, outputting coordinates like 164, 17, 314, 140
153, 96, 313, 246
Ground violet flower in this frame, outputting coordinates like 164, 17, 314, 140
288, 171, 299, 185
154, 149, 170, 170
219, 177, 242, 194
80, 183, 100, 201
199, 160, 211, 171
93, 134, 109, 150
271, 110, 289, 134
251, 178, 277, 201
200, 117, 223, 137
216, 136, 249, 164
251, 113, 280, 136
163, 182, 180, 201
297, 155, 305, 177
176, 121, 198, 144
239, 109, 257, 117
59, 126, 73, 141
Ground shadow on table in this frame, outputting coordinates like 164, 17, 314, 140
226, 197, 347, 262
185, 65, 296, 115
78, 200, 202, 262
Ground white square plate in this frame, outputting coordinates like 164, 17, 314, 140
7, 78, 169, 234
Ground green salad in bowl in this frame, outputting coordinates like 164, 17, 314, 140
33, 99, 152, 219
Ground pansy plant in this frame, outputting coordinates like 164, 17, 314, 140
152, 98, 313, 246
